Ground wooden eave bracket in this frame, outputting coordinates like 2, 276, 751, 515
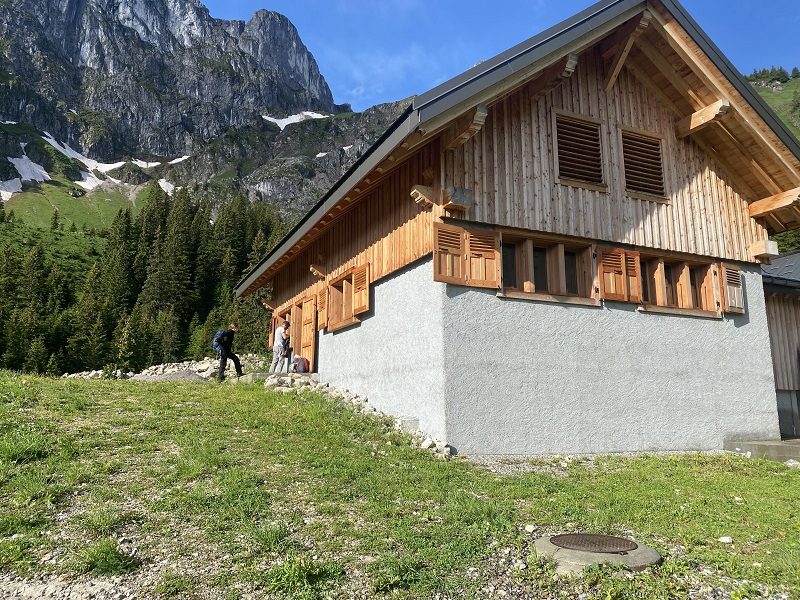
749, 239, 779, 261
410, 184, 435, 209
675, 99, 731, 138
603, 10, 652, 92
310, 263, 327, 279
261, 299, 276, 311
748, 187, 800, 219
445, 104, 489, 150
442, 186, 473, 212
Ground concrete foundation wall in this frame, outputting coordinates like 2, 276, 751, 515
317, 258, 448, 439
441, 266, 781, 455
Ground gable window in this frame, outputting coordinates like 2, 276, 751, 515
328, 264, 370, 331
501, 236, 593, 300
621, 129, 666, 199
555, 112, 605, 189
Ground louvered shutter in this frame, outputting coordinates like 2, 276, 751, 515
598, 247, 627, 301
721, 263, 745, 314
352, 263, 370, 315
433, 222, 467, 284
622, 131, 665, 197
317, 286, 328, 331
625, 251, 642, 303
465, 229, 501, 289
556, 114, 603, 185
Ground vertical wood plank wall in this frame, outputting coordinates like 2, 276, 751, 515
766, 293, 800, 391
443, 49, 767, 263
271, 145, 439, 310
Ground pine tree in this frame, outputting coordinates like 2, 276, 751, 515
24, 336, 49, 373
50, 208, 60, 231
793, 67, 800, 79
0, 202, 5, 223
46, 353, 60, 376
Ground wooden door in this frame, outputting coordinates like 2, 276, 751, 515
300, 296, 317, 371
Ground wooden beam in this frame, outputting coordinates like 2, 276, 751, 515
625, 58, 683, 117
715, 121, 783, 195
748, 187, 800, 218
635, 37, 704, 109
410, 184, 435, 208
651, 14, 800, 184
603, 10, 652, 92
445, 104, 489, 150
675, 100, 731, 138
309, 264, 326, 279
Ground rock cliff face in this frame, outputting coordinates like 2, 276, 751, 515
0, 0, 342, 158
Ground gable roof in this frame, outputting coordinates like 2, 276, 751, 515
235, 0, 800, 298
763, 251, 800, 291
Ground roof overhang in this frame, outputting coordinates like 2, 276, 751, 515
235, 0, 800, 298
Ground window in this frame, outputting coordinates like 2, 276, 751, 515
597, 247, 641, 303
641, 256, 716, 312
328, 264, 370, 331
720, 263, 745, 314
621, 130, 666, 198
433, 222, 500, 289
501, 237, 593, 299
555, 113, 604, 187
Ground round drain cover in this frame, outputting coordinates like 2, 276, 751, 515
550, 533, 638, 554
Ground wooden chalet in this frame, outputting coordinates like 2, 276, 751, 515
236, 0, 800, 455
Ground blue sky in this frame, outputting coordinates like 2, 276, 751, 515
205, 0, 800, 112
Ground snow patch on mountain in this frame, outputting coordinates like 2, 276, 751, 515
0, 178, 22, 202
262, 111, 328, 131
76, 171, 104, 191
315, 152, 328, 158
9, 154, 50, 183
158, 179, 175, 194
41, 132, 126, 173
168, 155, 190, 165
132, 159, 161, 169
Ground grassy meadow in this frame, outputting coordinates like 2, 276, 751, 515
0, 372, 798, 599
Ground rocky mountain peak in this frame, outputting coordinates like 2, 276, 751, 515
0, 0, 342, 158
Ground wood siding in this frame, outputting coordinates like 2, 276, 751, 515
766, 292, 800, 391
271, 145, 440, 312
442, 49, 768, 262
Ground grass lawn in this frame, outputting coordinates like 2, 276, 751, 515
0, 220, 104, 276
0, 372, 798, 599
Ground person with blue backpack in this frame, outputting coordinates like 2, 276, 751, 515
213, 322, 243, 382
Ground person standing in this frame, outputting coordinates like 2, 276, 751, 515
217, 322, 243, 382
269, 320, 290, 373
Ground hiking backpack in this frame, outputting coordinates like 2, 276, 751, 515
211, 329, 225, 353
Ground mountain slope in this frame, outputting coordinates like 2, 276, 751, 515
0, 0, 343, 158
754, 77, 800, 141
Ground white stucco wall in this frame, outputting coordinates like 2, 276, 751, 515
317, 258, 448, 439
440, 266, 780, 455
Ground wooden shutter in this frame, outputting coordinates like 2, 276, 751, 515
465, 229, 501, 289
433, 222, 466, 284
622, 131, 665, 197
317, 286, 328, 330
352, 263, 370, 315
721, 263, 745, 314
268, 316, 277, 348
625, 251, 642, 303
555, 114, 603, 184
598, 247, 627, 301
300, 296, 317, 371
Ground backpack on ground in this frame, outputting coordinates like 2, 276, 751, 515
211, 329, 225, 354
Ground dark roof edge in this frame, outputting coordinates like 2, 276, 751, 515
234, 104, 418, 297
764, 278, 800, 294
661, 0, 800, 162
414, 0, 641, 122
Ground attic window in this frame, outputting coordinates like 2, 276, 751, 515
555, 113, 604, 188
621, 130, 666, 199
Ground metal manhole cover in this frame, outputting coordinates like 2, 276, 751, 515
550, 533, 638, 554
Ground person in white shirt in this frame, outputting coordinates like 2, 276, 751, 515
269, 320, 290, 373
